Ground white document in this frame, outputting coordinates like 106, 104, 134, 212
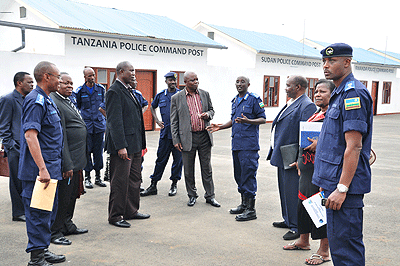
302, 191, 327, 228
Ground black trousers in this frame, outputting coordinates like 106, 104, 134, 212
51, 171, 80, 240
7, 149, 24, 217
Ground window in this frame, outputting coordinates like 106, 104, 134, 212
263, 75, 280, 107
20, 6, 26, 18
207, 32, 215, 40
172, 71, 186, 90
382, 82, 391, 104
91, 67, 116, 90
360, 80, 368, 88
306, 78, 318, 101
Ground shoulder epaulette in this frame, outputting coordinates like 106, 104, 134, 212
344, 81, 355, 92
35, 94, 45, 106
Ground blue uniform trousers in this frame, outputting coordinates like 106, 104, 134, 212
7, 149, 25, 217
325, 190, 365, 266
22, 181, 58, 253
277, 167, 299, 232
85, 132, 104, 173
150, 137, 182, 181
232, 150, 258, 199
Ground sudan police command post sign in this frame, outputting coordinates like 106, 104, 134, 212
260, 56, 321, 68
70, 36, 205, 56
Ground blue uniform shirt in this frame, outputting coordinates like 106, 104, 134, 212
313, 73, 373, 194
231, 92, 266, 151
18, 86, 63, 185
75, 83, 106, 134
151, 88, 180, 139
133, 89, 148, 108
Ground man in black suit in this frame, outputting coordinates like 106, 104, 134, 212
105, 61, 150, 228
50, 73, 89, 245
0, 72, 34, 222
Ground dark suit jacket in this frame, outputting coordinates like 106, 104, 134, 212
170, 88, 214, 151
267, 94, 316, 169
50, 92, 87, 172
104, 80, 146, 155
0, 89, 24, 154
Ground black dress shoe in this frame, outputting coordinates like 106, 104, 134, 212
12, 214, 26, 222
187, 196, 196, 207
129, 212, 150, 219
273, 221, 289, 228
206, 198, 221, 207
85, 179, 93, 189
44, 249, 66, 264
109, 220, 131, 228
66, 228, 88, 235
95, 178, 107, 187
51, 236, 72, 245
283, 230, 300, 240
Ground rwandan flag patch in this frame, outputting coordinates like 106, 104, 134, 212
344, 97, 361, 110
259, 102, 265, 108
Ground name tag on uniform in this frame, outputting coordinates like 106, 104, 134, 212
344, 97, 361, 110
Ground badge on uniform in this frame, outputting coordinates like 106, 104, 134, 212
35, 94, 44, 105
344, 97, 361, 110
259, 102, 265, 108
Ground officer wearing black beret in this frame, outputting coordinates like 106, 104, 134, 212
313, 43, 373, 265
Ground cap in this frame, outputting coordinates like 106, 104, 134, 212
320, 43, 353, 58
164, 72, 177, 79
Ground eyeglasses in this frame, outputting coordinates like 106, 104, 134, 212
47, 73, 61, 79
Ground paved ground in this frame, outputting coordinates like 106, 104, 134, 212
1, 114, 399, 266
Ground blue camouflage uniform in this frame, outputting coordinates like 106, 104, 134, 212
313, 73, 373, 265
18, 86, 63, 252
231, 92, 266, 199
149, 88, 182, 181
75, 83, 106, 173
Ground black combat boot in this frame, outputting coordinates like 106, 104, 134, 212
140, 179, 158, 196
28, 249, 52, 266
168, 180, 178, 196
229, 194, 246, 214
84, 171, 93, 189
95, 170, 107, 187
235, 197, 257, 221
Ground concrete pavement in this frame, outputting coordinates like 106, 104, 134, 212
0, 114, 399, 266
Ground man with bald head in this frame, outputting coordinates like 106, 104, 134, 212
170, 71, 220, 207
75, 67, 107, 189
267, 75, 316, 240
19, 61, 66, 265
105, 61, 149, 228
207, 76, 266, 221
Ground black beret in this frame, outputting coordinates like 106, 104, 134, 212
320, 43, 353, 58
164, 72, 177, 79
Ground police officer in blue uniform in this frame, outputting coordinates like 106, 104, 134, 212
18, 61, 66, 265
207, 76, 266, 221
131, 76, 149, 113
141, 72, 183, 197
313, 43, 373, 266
75, 67, 106, 188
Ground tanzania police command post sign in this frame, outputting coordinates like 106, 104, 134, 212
69, 36, 205, 57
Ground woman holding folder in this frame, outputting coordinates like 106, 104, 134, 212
283, 79, 335, 266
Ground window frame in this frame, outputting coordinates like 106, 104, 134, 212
382, 81, 391, 104
263, 75, 280, 107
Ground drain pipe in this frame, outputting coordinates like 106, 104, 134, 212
12, 27, 25, 52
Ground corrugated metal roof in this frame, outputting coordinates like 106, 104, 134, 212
370, 49, 400, 61
309, 40, 400, 66
20, 0, 224, 48
208, 24, 321, 58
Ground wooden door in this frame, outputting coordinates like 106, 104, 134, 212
371, 81, 379, 115
136, 70, 156, 130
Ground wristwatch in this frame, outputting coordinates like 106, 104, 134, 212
337, 184, 349, 193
